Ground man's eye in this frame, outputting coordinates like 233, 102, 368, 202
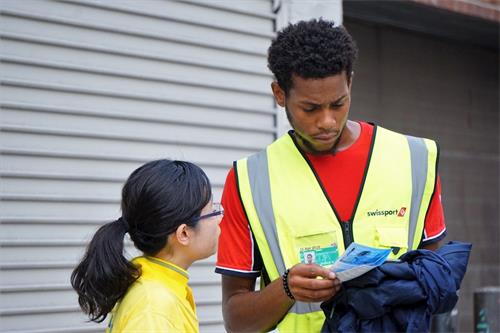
304, 107, 317, 113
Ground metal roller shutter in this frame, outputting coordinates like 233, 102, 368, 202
0, 0, 275, 331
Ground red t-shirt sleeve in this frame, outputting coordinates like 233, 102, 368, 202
421, 175, 447, 245
215, 168, 262, 278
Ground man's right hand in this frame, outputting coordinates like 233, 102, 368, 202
287, 263, 342, 302
221, 265, 341, 332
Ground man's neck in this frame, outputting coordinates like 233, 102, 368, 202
335, 120, 361, 153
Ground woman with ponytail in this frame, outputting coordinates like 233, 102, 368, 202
71, 159, 222, 332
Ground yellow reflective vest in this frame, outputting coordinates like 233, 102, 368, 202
235, 126, 439, 332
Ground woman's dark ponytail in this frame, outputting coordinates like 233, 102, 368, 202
71, 218, 139, 322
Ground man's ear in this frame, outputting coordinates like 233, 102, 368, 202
174, 224, 190, 246
271, 81, 286, 107
348, 71, 354, 91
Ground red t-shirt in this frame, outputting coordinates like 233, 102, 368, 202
216, 122, 446, 278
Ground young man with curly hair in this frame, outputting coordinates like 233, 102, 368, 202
215, 19, 446, 332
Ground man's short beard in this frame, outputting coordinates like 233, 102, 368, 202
285, 106, 342, 156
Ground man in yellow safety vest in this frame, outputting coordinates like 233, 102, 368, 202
215, 19, 446, 332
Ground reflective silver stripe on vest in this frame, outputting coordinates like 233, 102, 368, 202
247, 150, 286, 275
247, 150, 322, 315
406, 135, 429, 250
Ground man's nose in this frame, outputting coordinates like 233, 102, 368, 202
317, 108, 336, 130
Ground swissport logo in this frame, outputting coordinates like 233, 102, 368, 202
367, 207, 407, 218
397, 207, 407, 217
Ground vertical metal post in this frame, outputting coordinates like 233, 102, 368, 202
474, 287, 500, 333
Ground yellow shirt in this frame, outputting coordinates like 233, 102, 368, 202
106, 256, 199, 333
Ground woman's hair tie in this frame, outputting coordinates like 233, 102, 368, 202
118, 217, 129, 232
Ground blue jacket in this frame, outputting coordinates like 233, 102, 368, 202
321, 241, 472, 333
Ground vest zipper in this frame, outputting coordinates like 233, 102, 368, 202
341, 220, 354, 248
288, 127, 378, 251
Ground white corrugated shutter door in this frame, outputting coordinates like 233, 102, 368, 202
0, 0, 275, 331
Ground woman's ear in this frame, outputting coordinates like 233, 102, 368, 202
174, 224, 190, 246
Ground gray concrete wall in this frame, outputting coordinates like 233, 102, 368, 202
344, 18, 499, 332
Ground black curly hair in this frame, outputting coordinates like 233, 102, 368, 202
268, 18, 358, 94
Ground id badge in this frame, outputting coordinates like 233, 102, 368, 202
299, 243, 339, 267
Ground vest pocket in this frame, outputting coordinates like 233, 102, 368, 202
375, 225, 408, 259
290, 226, 339, 268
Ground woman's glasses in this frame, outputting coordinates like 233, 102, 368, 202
191, 202, 224, 223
